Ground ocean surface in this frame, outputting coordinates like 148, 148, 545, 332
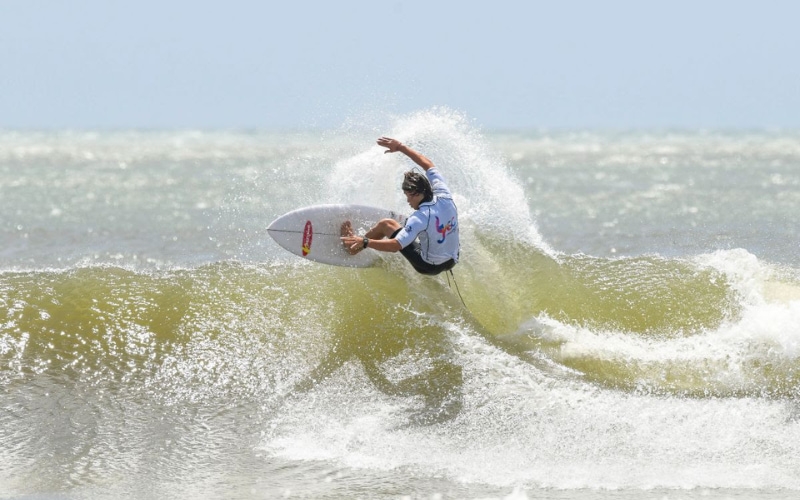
1, 109, 799, 499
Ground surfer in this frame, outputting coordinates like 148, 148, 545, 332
340, 136, 459, 275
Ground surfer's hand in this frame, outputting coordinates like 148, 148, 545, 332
376, 137, 433, 171
377, 136, 402, 153
340, 235, 363, 255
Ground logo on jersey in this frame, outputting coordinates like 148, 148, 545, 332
301, 220, 313, 256
435, 216, 457, 244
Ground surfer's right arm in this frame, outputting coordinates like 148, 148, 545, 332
377, 136, 434, 172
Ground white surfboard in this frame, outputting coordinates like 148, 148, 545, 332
267, 204, 406, 268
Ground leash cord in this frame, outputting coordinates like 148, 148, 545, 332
446, 269, 468, 309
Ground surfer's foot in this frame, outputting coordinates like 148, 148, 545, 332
340, 221, 362, 255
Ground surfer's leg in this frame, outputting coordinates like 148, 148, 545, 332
341, 218, 401, 255
365, 218, 402, 239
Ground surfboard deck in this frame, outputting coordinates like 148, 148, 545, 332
267, 204, 406, 268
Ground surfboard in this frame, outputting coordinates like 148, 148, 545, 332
267, 204, 406, 268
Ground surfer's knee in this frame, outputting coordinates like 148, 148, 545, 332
373, 218, 402, 237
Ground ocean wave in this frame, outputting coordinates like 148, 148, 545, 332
1, 245, 797, 402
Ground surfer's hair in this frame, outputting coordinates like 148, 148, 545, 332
402, 171, 433, 203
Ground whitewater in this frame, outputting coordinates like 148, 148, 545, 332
1, 109, 799, 499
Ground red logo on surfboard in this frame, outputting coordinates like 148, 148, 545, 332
301, 220, 313, 256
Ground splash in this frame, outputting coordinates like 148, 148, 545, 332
326, 107, 551, 252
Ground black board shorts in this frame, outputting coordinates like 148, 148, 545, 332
391, 228, 456, 276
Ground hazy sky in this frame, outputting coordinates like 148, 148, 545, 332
2, 0, 799, 130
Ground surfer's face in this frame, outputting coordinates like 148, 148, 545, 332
404, 190, 423, 209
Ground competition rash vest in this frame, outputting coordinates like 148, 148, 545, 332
394, 167, 460, 265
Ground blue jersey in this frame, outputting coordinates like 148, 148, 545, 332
394, 167, 460, 265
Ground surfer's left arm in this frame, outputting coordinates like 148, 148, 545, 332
377, 136, 434, 172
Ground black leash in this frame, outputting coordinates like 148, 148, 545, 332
446, 269, 468, 309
